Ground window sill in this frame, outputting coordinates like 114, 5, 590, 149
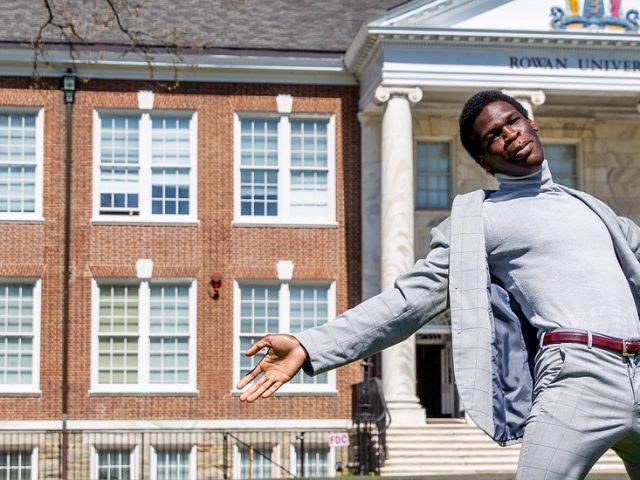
0, 217, 44, 224
0, 389, 42, 396
232, 221, 338, 229
231, 388, 337, 397
91, 218, 200, 226
89, 389, 199, 396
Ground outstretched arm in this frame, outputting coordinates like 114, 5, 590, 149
236, 334, 308, 402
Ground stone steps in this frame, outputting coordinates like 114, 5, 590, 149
380, 423, 626, 477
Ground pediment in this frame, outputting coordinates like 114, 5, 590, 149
372, 0, 640, 33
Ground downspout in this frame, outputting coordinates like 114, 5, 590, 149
60, 69, 76, 480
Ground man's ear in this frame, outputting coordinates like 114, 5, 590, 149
529, 119, 539, 131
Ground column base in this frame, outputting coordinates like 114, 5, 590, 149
385, 396, 426, 426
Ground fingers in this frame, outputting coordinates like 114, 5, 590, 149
244, 336, 271, 357
239, 375, 283, 403
236, 360, 264, 390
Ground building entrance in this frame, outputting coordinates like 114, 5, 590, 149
416, 333, 462, 419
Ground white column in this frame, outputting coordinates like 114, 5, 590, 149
501, 89, 546, 120
375, 85, 425, 425
358, 112, 382, 302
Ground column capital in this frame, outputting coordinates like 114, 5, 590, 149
374, 86, 423, 106
501, 89, 546, 119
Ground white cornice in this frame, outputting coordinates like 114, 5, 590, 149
0, 47, 356, 86
347, 27, 640, 76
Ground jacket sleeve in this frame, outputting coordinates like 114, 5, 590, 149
293, 218, 451, 375
617, 216, 640, 261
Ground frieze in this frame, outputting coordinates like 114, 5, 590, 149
510, 56, 640, 71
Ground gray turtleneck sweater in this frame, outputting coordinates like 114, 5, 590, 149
483, 160, 640, 338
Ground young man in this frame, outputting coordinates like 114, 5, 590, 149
237, 90, 640, 479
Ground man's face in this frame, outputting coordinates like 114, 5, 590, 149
472, 100, 544, 177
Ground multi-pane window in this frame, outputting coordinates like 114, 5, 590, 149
97, 449, 132, 480
239, 119, 278, 217
239, 446, 277, 480
288, 287, 328, 385
95, 112, 196, 221
545, 144, 578, 188
416, 141, 452, 209
155, 449, 191, 480
235, 114, 335, 224
92, 280, 196, 393
235, 282, 335, 393
290, 120, 329, 217
97, 285, 139, 385
149, 286, 190, 384
0, 111, 42, 219
0, 283, 39, 391
294, 446, 330, 477
0, 450, 32, 480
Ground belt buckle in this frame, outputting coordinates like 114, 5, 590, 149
623, 339, 640, 356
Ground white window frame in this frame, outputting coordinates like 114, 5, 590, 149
541, 138, 582, 190
414, 137, 455, 212
90, 444, 139, 480
90, 278, 198, 394
232, 280, 336, 395
0, 447, 38, 480
0, 278, 41, 395
150, 444, 197, 480
289, 443, 335, 478
92, 110, 198, 224
0, 108, 44, 223
233, 113, 336, 226
233, 443, 281, 480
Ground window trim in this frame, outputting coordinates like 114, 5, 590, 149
0, 108, 44, 223
0, 278, 41, 395
540, 138, 582, 190
150, 444, 197, 480
232, 279, 337, 395
233, 112, 337, 226
413, 137, 455, 212
90, 278, 198, 394
92, 110, 199, 224
0, 447, 38, 480
288, 443, 335, 478
233, 443, 281, 480
91, 445, 139, 480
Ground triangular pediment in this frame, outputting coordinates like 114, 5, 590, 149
372, 0, 640, 34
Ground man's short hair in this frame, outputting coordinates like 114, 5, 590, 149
459, 90, 529, 162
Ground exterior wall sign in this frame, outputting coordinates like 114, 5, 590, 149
510, 56, 640, 71
550, 0, 639, 31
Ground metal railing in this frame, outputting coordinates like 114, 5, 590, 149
0, 429, 353, 479
351, 359, 391, 475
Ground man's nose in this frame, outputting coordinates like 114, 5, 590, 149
502, 125, 518, 144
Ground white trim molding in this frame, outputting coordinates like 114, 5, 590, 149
233, 280, 337, 396
0, 108, 45, 223
92, 109, 198, 224
233, 111, 337, 226
90, 278, 198, 395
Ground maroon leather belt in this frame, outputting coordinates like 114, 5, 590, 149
542, 331, 640, 356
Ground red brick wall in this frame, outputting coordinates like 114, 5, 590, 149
0, 78, 362, 422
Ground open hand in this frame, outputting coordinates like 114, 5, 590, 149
236, 334, 308, 402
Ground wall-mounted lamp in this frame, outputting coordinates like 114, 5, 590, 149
208, 274, 222, 300
61, 69, 76, 105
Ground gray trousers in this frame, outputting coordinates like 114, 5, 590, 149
517, 343, 640, 479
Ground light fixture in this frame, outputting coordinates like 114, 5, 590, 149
61, 69, 76, 105
208, 274, 222, 300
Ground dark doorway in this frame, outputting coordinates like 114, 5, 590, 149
416, 341, 462, 418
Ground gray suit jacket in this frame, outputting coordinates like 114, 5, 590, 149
295, 185, 640, 445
